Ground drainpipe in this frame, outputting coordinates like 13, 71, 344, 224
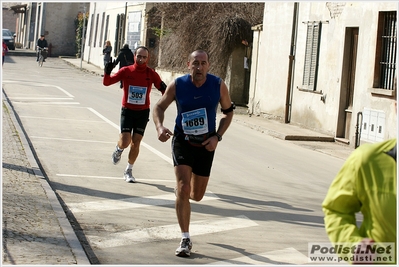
355, 112, 363, 148
285, 2, 299, 123
250, 24, 262, 115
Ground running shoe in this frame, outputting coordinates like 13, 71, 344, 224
112, 146, 123, 165
124, 169, 135, 183
175, 238, 192, 257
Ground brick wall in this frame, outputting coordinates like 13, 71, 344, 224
42, 3, 89, 57
2, 7, 18, 33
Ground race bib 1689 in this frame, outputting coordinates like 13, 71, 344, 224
181, 108, 208, 135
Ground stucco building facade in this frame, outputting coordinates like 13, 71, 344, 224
249, 2, 397, 146
82, 2, 156, 69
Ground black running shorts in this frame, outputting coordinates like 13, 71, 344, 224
120, 107, 150, 136
171, 135, 215, 177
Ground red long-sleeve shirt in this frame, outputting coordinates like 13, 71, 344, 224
103, 64, 163, 110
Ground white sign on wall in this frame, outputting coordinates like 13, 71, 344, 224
127, 11, 141, 50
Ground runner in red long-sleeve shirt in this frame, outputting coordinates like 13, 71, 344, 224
103, 46, 166, 182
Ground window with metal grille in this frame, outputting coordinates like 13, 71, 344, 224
302, 22, 322, 91
374, 11, 397, 90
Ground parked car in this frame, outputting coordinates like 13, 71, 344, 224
2, 29, 16, 50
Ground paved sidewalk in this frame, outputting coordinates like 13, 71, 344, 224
2, 50, 355, 265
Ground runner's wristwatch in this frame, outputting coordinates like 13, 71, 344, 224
215, 133, 222, 141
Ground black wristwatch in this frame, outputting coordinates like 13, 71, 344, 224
215, 133, 222, 141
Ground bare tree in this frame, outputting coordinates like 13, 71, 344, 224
149, 3, 264, 78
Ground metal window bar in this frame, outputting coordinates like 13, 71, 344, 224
379, 11, 397, 90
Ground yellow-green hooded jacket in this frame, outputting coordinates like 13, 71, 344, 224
322, 138, 396, 263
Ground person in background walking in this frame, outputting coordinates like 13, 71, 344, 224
152, 50, 235, 257
36, 34, 48, 62
3, 40, 8, 66
103, 46, 167, 183
114, 43, 134, 88
102, 40, 112, 68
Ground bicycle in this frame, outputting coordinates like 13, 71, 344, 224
37, 47, 48, 67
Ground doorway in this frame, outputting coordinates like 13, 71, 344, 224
336, 27, 358, 143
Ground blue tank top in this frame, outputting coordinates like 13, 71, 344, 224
174, 73, 221, 136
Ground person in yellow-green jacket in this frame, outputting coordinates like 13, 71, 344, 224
322, 138, 396, 264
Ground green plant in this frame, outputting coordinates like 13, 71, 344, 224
150, 26, 171, 37
75, 11, 89, 58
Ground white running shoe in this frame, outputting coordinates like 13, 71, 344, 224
112, 146, 123, 165
175, 238, 192, 257
124, 169, 136, 183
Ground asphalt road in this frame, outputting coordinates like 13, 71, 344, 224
2, 56, 350, 265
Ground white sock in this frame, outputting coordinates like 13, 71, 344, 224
117, 146, 123, 151
182, 232, 190, 239
125, 164, 133, 171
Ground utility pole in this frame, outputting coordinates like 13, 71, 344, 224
80, 6, 86, 70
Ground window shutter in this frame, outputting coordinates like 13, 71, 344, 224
303, 22, 321, 91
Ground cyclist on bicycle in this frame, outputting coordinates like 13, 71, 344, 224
36, 34, 48, 62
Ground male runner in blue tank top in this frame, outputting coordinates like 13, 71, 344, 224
153, 50, 235, 257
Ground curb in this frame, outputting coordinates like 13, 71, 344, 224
6, 50, 36, 57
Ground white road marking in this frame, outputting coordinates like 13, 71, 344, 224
30, 136, 113, 144
2, 80, 75, 97
56, 174, 127, 180
7, 97, 74, 100
12, 102, 80, 105
141, 142, 173, 165
87, 107, 119, 129
20, 115, 108, 123
87, 215, 258, 248
209, 247, 309, 265
88, 107, 173, 165
67, 191, 219, 213
56, 173, 174, 182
